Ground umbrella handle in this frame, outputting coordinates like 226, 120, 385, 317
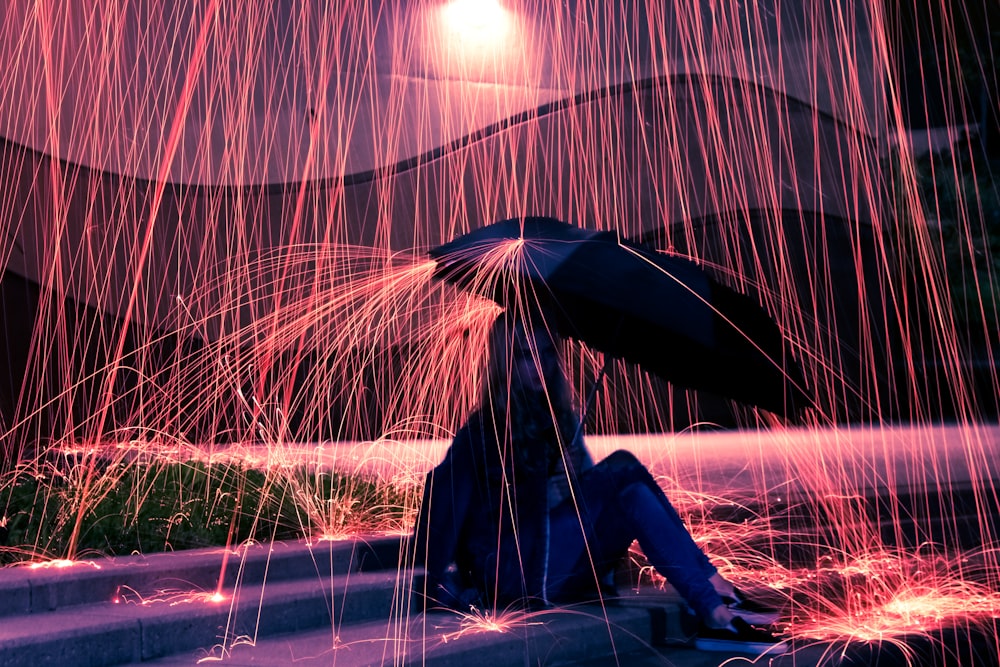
572, 358, 610, 445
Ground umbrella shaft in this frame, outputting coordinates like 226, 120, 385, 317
573, 360, 609, 445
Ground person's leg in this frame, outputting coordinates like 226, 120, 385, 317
616, 478, 725, 620
544, 450, 725, 620
594, 450, 718, 583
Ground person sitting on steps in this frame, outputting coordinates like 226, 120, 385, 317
414, 306, 785, 654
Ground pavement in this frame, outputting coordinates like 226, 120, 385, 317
0, 535, 807, 667
0, 534, 992, 667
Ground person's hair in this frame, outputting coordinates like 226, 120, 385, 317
480, 307, 578, 471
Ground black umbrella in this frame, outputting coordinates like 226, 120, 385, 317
430, 216, 811, 417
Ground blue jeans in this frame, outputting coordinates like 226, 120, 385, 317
544, 450, 724, 620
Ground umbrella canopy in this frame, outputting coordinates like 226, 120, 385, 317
430, 216, 811, 417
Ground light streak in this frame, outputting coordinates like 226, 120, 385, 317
114, 584, 229, 607
0, 3, 995, 666
438, 604, 545, 642
26, 559, 101, 571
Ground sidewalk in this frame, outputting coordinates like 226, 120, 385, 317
0, 535, 815, 667
5, 534, 994, 666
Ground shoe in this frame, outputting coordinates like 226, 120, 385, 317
721, 588, 781, 625
694, 616, 788, 655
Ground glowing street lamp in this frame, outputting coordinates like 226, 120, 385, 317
441, 0, 511, 45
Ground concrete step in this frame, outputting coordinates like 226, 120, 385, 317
0, 564, 420, 667
0, 536, 402, 617
143, 602, 670, 666
1, 537, 739, 667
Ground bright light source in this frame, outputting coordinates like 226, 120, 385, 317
442, 0, 511, 45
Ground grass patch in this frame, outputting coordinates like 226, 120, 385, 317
0, 458, 417, 564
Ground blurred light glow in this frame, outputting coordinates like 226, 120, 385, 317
442, 0, 511, 44
28, 559, 101, 570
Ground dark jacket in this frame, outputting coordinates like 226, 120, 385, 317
414, 409, 586, 606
